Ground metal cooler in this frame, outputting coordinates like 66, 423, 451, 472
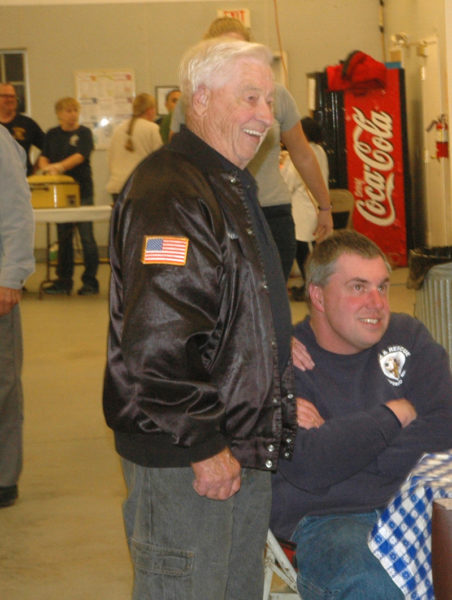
28, 174, 80, 209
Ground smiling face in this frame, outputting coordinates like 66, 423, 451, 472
195, 58, 274, 169
310, 253, 391, 354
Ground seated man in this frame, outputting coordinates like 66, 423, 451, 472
271, 230, 452, 600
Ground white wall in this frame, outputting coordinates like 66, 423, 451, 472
384, 0, 450, 246
0, 0, 388, 249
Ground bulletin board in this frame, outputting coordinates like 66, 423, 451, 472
74, 69, 135, 149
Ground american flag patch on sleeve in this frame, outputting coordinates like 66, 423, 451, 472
141, 235, 189, 265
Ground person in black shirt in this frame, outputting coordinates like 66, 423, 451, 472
0, 82, 44, 175
39, 97, 99, 295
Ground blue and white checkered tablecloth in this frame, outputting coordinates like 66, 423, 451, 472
368, 451, 452, 599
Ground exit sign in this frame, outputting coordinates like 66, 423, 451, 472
217, 9, 251, 28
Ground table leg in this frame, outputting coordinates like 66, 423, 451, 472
432, 499, 452, 600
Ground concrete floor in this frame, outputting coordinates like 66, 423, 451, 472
0, 262, 415, 599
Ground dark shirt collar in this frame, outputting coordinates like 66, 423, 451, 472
169, 125, 254, 181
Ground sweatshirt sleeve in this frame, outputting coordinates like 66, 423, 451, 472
0, 128, 35, 288
279, 399, 402, 492
372, 320, 452, 478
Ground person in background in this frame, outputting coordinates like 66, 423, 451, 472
103, 38, 296, 599
271, 230, 452, 600
170, 17, 333, 280
0, 124, 35, 508
0, 82, 44, 175
39, 97, 99, 296
107, 93, 162, 202
158, 88, 181, 144
281, 116, 329, 300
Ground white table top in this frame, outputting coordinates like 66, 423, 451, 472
33, 205, 112, 223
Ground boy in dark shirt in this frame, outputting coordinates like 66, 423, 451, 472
39, 97, 99, 295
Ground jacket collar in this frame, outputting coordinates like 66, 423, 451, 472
169, 125, 238, 174
169, 125, 256, 190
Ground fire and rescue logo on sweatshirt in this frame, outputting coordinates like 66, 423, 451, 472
378, 345, 411, 386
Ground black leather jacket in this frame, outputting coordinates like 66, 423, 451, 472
103, 127, 296, 470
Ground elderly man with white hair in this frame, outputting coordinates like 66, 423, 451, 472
103, 38, 297, 599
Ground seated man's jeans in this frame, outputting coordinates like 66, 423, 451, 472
291, 511, 404, 600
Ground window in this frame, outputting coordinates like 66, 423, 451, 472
0, 50, 28, 113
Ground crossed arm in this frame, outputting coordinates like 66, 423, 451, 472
292, 337, 417, 429
297, 396, 417, 430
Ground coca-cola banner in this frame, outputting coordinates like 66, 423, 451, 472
344, 69, 409, 266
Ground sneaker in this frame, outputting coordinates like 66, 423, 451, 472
43, 281, 72, 295
0, 485, 18, 508
77, 285, 99, 296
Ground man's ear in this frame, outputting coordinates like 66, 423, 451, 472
192, 85, 210, 117
309, 283, 325, 312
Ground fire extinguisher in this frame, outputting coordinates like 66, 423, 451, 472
436, 114, 449, 158
427, 114, 449, 159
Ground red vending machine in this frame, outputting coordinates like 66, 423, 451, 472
344, 68, 411, 266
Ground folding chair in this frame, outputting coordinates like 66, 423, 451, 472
263, 530, 301, 599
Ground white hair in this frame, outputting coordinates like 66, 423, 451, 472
179, 38, 273, 105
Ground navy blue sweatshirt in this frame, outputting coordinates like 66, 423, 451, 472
271, 313, 452, 540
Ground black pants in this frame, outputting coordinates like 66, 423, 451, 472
295, 240, 313, 281
261, 204, 296, 282
56, 196, 99, 289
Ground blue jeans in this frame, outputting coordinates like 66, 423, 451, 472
291, 512, 404, 600
121, 459, 271, 600
56, 196, 99, 289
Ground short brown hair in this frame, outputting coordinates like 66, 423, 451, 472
55, 97, 80, 113
305, 230, 391, 292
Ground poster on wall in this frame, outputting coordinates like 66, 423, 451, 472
75, 69, 135, 149
344, 68, 410, 266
